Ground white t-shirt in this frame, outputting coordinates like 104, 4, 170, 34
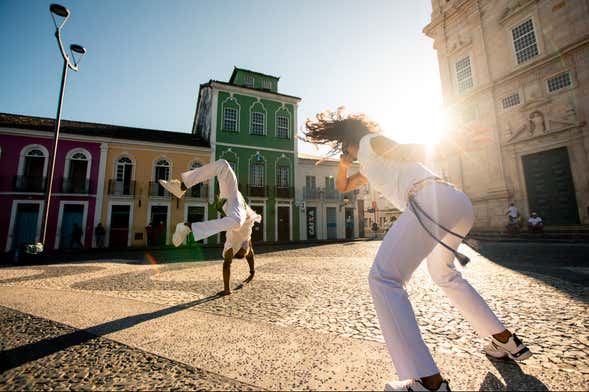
507, 206, 519, 218
357, 134, 438, 210
528, 216, 542, 225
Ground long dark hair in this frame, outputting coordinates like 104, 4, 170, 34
303, 107, 381, 156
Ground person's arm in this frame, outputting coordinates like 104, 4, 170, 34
336, 154, 368, 193
370, 136, 426, 162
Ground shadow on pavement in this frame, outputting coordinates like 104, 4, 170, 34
479, 357, 548, 391
477, 241, 589, 304
0, 293, 226, 372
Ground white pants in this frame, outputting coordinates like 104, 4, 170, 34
368, 183, 505, 380
180, 160, 246, 241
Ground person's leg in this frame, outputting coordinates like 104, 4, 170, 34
244, 241, 255, 284
427, 234, 506, 339
222, 248, 233, 295
425, 188, 506, 339
368, 210, 443, 382
181, 159, 239, 198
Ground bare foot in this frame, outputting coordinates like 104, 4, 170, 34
243, 272, 255, 284
220, 289, 232, 296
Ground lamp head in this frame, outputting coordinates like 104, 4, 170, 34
70, 44, 86, 55
69, 44, 86, 67
50, 4, 69, 18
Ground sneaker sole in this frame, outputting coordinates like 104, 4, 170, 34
158, 180, 185, 199
508, 348, 533, 362
172, 224, 190, 247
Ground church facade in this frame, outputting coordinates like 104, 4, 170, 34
424, 0, 589, 228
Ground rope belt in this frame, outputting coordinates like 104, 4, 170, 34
407, 177, 471, 266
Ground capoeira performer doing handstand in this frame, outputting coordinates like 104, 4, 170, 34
304, 109, 532, 392
159, 159, 260, 295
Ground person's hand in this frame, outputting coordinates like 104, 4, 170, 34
339, 153, 354, 169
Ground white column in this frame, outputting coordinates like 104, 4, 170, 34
93, 143, 108, 247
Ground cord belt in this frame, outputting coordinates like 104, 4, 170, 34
407, 177, 471, 266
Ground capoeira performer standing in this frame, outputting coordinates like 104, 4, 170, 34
159, 159, 260, 295
304, 109, 532, 392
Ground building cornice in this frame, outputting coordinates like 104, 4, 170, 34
0, 127, 211, 153
209, 81, 301, 104
215, 141, 295, 154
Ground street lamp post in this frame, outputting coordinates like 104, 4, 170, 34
29, 4, 86, 254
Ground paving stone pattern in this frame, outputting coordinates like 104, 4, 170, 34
0, 306, 257, 390
1, 241, 588, 389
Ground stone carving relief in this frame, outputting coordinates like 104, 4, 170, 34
447, 33, 472, 55
529, 111, 546, 135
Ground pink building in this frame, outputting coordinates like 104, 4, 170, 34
0, 113, 105, 252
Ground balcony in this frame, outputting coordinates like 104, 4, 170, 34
324, 187, 343, 202
61, 178, 91, 194
149, 181, 170, 198
275, 186, 294, 199
108, 179, 136, 196
13, 176, 46, 192
247, 185, 268, 197
303, 186, 320, 200
185, 183, 208, 199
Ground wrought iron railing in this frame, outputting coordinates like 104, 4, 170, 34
13, 176, 46, 192
108, 179, 136, 196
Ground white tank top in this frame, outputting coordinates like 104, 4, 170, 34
357, 133, 439, 210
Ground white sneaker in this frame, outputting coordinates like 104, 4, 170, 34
172, 222, 191, 247
484, 333, 532, 362
158, 179, 186, 199
384, 379, 450, 392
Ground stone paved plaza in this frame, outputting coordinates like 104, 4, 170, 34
0, 241, 588, 390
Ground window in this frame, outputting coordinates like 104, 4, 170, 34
305, 176, 316, 190
262, 79, 272, 90
66, 151, 89, 193
502, 93, 520, 109
223, 107, 238, 132
277, 115, 289, 139
325, 176, 335, 191
251, 112, 265, 135
250, 163, 264, 186
512, 19, 539, 65
116, 157, 133, 182
244, 75, 254, 88
455, 56, 473, 93
154, 159, 170, 181
547, 72, 572, 93
277, 166, 289, 187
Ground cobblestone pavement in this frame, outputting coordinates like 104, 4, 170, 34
0, 241, 588, 390
0, 306, 257, 390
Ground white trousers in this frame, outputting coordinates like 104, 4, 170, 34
368, 183, 505, 380
180, 160, 246, 241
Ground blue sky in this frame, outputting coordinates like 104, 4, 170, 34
0, 0, 442, 153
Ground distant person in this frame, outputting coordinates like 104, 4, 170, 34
145, 222, 153, 247
506, 203, 519, 224
159, 159, 260, 295
372, 222, 379, 239
94, 223, 106, 248
528, 212, 543, 233
156, 221, 166, 247
71, 224, 84, 249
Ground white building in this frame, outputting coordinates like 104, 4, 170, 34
424, 0, 589, 229
296, 154, 361, 240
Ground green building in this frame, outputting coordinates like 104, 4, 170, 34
192, 67, 301, 243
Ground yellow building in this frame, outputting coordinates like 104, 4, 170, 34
98, 126, 210, 248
